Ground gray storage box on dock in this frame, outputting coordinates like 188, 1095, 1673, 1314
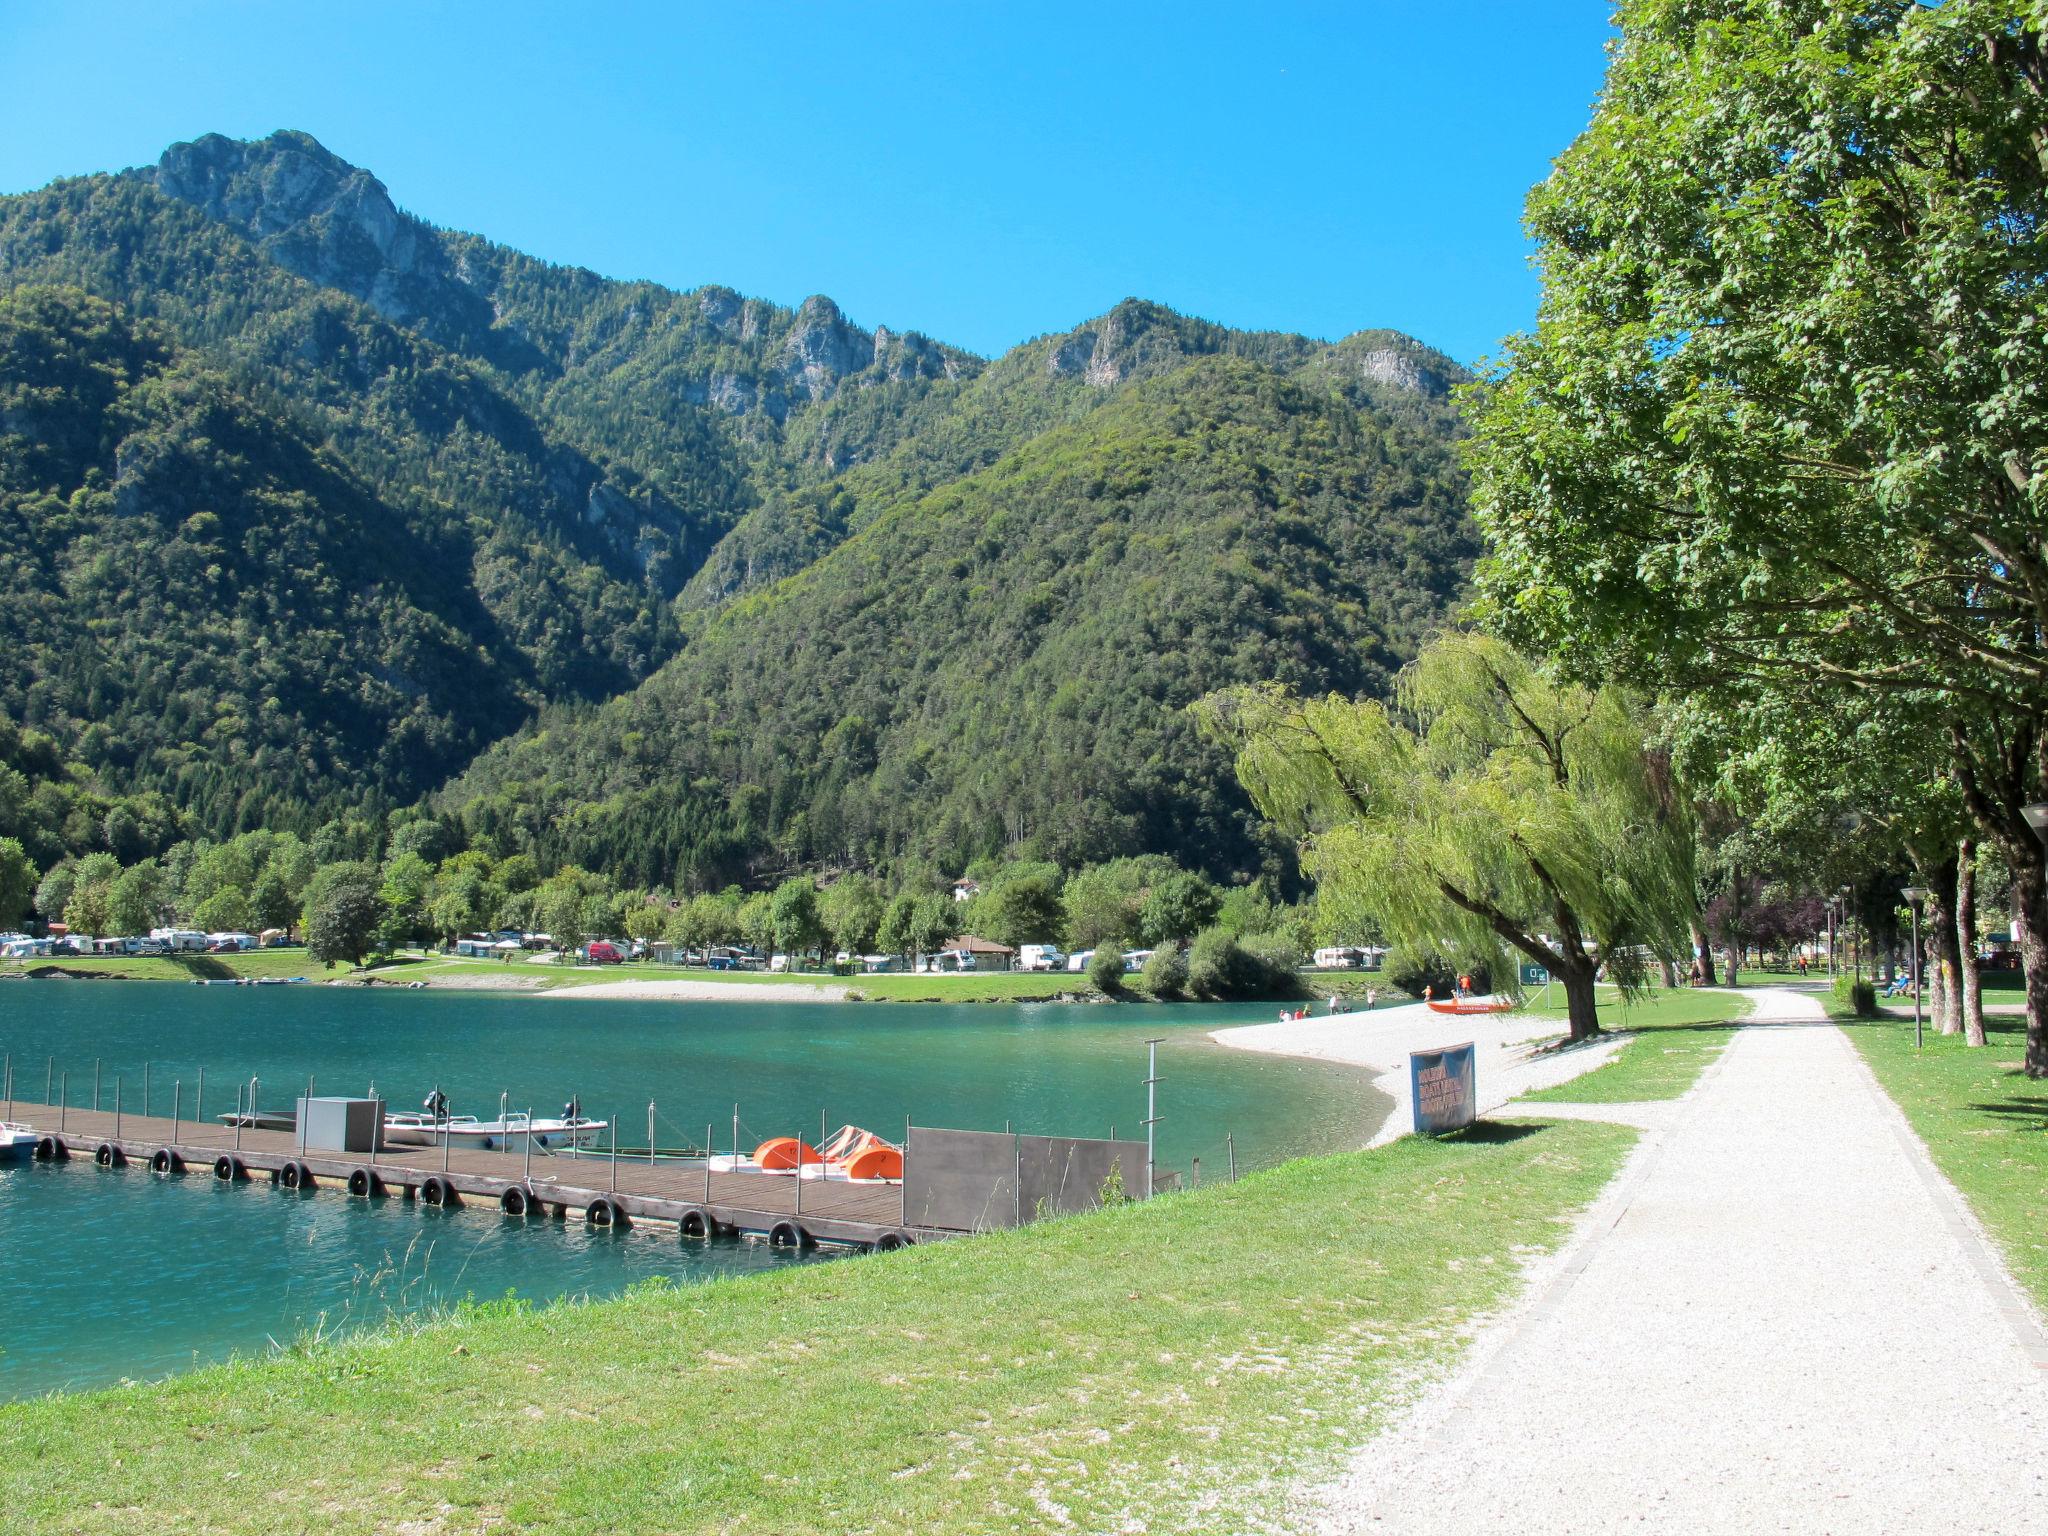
296, 1096, 384, 1153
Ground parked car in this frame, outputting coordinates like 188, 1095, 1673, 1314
585, 940, 624, 964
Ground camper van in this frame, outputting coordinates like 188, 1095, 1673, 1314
1017, 944, 1065, 972
150, 928, 208, 953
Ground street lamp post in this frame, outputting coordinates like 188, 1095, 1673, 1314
1901, 887, 1928, 1049
1840, 885, 1856, 980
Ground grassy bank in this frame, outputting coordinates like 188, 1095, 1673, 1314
1841, 1011, 2048, 1313
1517, 987, 1750, 1103
1, 1118, 1634, 1534
0, 949, 325, 984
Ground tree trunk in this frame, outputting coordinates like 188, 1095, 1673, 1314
1722, 944, 1740, 988
1560, 961, 1601, 1042
1925, 856, 1962, 1036
1958, 839, 1985, 1048
1690, 920, 1717, 985
2009, 847, 2048, 1077
1659, 956, 1678, 989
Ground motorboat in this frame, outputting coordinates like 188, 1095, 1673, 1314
710, 1125, 902, 1183
0, 1122, 39, 1161
381, 1110, 607, 1153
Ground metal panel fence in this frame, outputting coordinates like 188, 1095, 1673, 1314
903, 1127, 1151, 1231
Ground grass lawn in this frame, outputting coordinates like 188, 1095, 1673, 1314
1840, 1009, 2048, 1313
1516, 987, 1752, 1104
0, 1118, 1635, 1534
0, 948, 327, 984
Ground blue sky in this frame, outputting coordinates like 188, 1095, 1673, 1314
0, 3, 1612, 365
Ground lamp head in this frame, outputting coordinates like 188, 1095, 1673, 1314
2023, 802, 2048, 848
1901, 886, 1927, 905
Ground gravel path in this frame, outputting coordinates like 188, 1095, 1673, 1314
1312, 988, 2048, 1533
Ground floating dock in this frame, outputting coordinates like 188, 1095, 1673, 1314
9, 1106, 936, 1250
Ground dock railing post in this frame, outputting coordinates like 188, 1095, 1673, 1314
234, 1083, 243, 1149
94, 1058, 101, 1112
1143, 1038, 1164, 1201
45, 1056, 53, 1107
610, 1113, 618, 1193
732, 1103, 740, 1166
196, 1068, 204, 1133
1227, 1134, 1236, 1184
647, 1101, 655, 1166
795, 1129, 802, 1218
523, 1107, 534, 1189
706, 1122, 713, 1202
173, 1080, 182, 1139
143, 1061, 149, 1119
115, 1076, 122, 1140
4, 1053, 11, 1119
59, 1071, 67, 1131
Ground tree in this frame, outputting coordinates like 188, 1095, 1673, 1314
1139, 871, 1221, 947
34, 862, 75, 924
0, 837, 37, 928
623, 902, 669, 946
1199, 634, 1695, 1041
1141, 943, 1188, 999
1465, 0, 2048, 1067
378, 852, 436, 949
820, 873, 886, 957
908, 893, 957, 959
967, 862, 1065, 947
875, 891, 917, 959
770, 878, 825, 962
1062, 856, 1183, 950
248, 867, 297, 935
303, 863, 385, 968
192, 887, 251, 934
108, 860, 167, 937
1088, 941, 1128, 994
737, 891, 776, 954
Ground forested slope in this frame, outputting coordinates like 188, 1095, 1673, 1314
0, 286, 542, 831
447, 357, 1476, 887
0, 129, 1478, 889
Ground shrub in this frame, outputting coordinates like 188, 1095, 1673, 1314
1239, 929, 1303, 978
1185, 927, 1259, 999
1832, 974, 1877, 1018
1141, 943, 1189, 999
1088, 942, 1128, 994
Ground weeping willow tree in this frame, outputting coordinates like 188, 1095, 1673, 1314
1197, 634, 1696, 1041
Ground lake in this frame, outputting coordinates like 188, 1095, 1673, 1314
0, 983, 1386, 1399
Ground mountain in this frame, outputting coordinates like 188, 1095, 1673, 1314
0, 130, 1476, 884
445, 355, 1474, 889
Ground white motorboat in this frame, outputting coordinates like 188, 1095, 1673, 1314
0, 1122, 40, 1161
381, 1110, 607, 1153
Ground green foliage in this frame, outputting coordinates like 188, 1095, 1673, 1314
769, 877, 825, 958
0, 837, 35, 927
819, 873, 885, 956
1088, 942, 1128, 994
965, 862, 1065, 947
1834, 975, 1878, 1020
1200, 633, 1696, 1036
1138, 871, 1221, 946
446, 356, 1475, 892
1185, 926, 1278, 1001
1140, 942, 1189, 999
303, 862, 384, 967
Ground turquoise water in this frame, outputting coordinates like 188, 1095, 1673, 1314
0, 984, 1384, 1399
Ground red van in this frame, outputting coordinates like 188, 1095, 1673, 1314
585, 940, 624, 964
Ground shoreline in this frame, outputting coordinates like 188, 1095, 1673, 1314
1210, 1000, 1628, 1144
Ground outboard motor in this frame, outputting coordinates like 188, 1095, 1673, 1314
423, 1088, 450, 1122
562, 1095, 582, 1122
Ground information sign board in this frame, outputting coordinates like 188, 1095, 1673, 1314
1409, 1042, 1477, 1135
